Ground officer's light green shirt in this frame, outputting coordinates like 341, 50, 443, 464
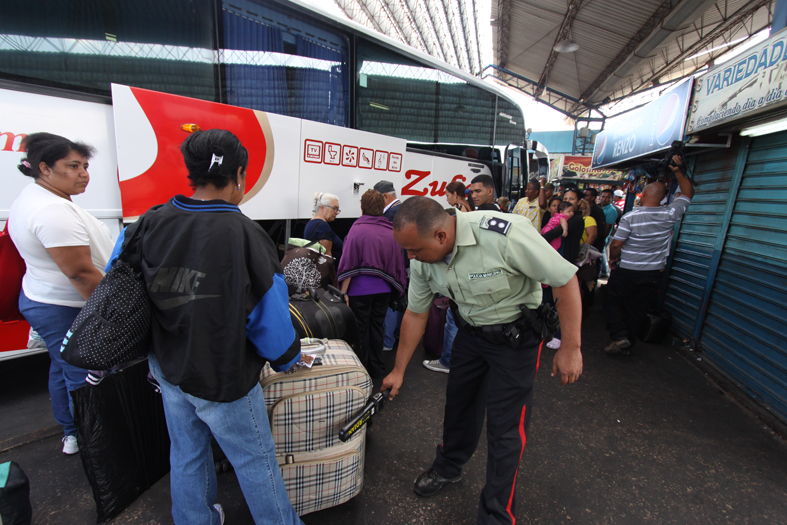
408, 211, 577, 326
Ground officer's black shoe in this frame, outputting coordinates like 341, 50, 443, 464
413, 468, 462, 497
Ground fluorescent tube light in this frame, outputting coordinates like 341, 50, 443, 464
740, 117, 787, 137
370, 102, 390, 110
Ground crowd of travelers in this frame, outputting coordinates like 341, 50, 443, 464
5, 129, 691, 525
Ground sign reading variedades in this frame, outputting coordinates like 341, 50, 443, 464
688, 28, 787, 133
591, 79, 692, 169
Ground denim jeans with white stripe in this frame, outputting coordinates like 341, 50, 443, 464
148, 353, 302, 525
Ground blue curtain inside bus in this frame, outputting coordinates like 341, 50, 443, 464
223, 11, 289, 116
294, 37, 347, 126
221, 3, 348, 127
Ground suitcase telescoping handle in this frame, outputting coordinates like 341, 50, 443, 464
339, 389, 391, 442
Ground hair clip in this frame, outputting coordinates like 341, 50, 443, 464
22, 160, 31, 168
209, 154, 224, 171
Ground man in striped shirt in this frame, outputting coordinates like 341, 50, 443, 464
604, 157, 693, 354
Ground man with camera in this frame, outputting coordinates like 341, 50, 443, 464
382, 196, 583, 524
604, 156, 693, 354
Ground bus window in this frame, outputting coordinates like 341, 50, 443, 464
357, 39, 499, 146
0, 0, 217, 101
221, 0, 349, 126
495, 98, 526, 148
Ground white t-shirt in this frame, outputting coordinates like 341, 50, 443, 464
9, 183, 115, 307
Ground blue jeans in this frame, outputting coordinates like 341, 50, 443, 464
18, 291, 87, 437
440, 307, 457, 368
148, 354, 303, 525
383, 307, 402, 348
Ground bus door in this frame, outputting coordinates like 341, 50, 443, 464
504, 145, 527, 201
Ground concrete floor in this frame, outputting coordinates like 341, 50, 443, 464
2, 298, 787, 524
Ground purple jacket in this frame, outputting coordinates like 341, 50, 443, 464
337, 215, 407, 297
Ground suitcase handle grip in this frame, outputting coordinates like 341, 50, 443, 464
326, 285, 345, 300
300, 338, 327, 355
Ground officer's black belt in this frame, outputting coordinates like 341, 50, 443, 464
449, 302, 526, 349
449, 300, 559, 349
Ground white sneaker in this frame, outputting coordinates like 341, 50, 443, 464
62, 435, 79, 455
422, 359, 449, 374
214, 503, 225, 525
546, 338, 561, 350
383, 346, 394, 352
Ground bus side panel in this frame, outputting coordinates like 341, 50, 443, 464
111, 85, 492, 219
400, 152, 491, 203
0, 321, 38, 361
238, 112, 301, 220
297, 120, 407, 218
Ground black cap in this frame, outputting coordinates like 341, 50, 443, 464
373, 180, 395, 194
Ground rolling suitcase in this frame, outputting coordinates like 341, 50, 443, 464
289, 288, 359, 352
260, 339, 372, 515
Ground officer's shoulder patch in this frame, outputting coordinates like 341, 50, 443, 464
479, 216, 511, 235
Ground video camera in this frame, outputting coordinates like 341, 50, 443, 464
639, 141, 697, 187
657, 141, 687, 176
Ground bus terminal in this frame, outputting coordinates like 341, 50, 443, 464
2, 1, 787, 524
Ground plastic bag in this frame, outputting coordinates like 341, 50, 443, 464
71, 358, 170, 524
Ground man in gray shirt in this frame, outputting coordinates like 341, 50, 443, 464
604, 157, 693, 354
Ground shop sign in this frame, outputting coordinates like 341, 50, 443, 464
688, 28, 787, 133
592, 79, 693, 169
562, 155, 625, 180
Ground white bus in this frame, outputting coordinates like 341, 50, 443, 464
0, 0, 531, 358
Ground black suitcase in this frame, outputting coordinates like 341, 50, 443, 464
289, 288, 359, 352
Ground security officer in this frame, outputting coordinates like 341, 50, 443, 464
382, 196, 582, 525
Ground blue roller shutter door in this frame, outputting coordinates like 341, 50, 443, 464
698, 131, 787, 424
663, 143, 740, 338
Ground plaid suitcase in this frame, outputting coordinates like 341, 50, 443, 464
260, 339, 372, 515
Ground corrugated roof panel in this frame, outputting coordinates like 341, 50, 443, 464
493, 0, 773, 115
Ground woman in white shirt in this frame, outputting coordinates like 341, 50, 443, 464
9, 133, 114, 455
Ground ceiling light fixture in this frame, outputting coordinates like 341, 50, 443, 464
370, 102, 390, 110
553, 40, 579, 53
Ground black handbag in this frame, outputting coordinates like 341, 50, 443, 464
61, 221, 151, 370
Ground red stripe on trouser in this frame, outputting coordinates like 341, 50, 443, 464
505, 403, 527, 524
535, 339, 544, 374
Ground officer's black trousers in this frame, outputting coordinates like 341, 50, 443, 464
431, 324, 542, 525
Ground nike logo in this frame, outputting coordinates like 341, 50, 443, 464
153, 294, 220, 310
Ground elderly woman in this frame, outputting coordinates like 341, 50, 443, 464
304, 192, 343, 262
338, 190, 407, 379
9, 133, 115, 456
108, 129, 303, 524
